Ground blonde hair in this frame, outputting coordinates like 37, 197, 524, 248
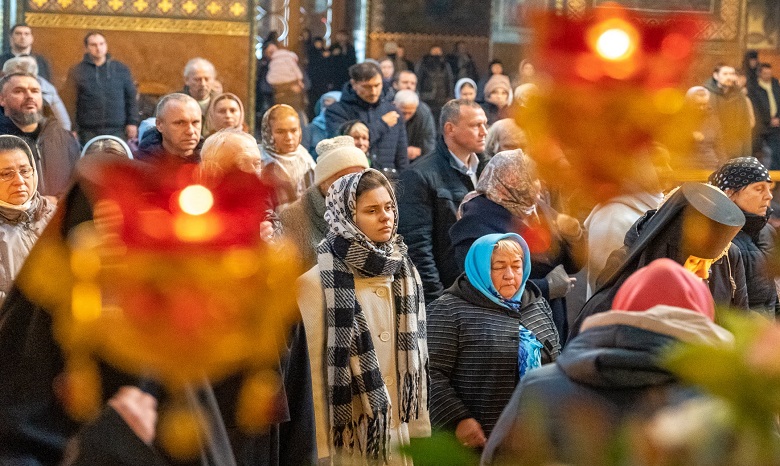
200, 129, 261, 175
494, 238, 524, 259
347, 121, 369, 138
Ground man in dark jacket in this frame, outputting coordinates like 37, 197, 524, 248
571, 183, 748, 339
0, 72, 80, 198
416, 46, 455, 122
62, 32, 139, 146
704, 64, 752, 159
482, 259, 734, 465
394, 89, 436, 161
0, 24, 52, 81
709, 157, 778, 317
747, 63, 780, 168
397, 99, 488, 303
325, 62, 409, 171
135, 93, 203, 166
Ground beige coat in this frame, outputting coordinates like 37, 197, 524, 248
296, 264, 431, 464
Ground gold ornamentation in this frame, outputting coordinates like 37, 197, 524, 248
158, 0, 172, 13
229, 2, 245, 16
368, 31, 489, 44
57, 0, 73, 8
206, 1, 221, 15
182, 0, 197, 14
31, 0, 48, 7
83, 0, 97, 9
133, 0, 148, 11
25, 12, 251, 36
108, 0, 124, 10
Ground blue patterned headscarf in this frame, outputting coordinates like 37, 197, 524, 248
465, 233, 532, 310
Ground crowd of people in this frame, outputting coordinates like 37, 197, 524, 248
0, 22, 777, 466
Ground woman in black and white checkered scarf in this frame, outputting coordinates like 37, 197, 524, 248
312, 168, 429, 463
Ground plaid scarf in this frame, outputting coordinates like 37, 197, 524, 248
317, 169, 428, 463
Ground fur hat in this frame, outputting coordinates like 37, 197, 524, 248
314, 136, 369, 185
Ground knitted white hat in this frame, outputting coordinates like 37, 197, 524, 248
314, 136, 370, 185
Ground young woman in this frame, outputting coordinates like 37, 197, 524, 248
296, 168, 430, 464
259, 104, 316, 207
204, 93, 247, 136
428, 233, 560, 448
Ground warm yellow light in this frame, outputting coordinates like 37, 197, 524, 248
178, 185, 213, 216
596, 28, 632, 60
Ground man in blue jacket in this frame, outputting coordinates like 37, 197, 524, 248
325, 62, 409, 172
63, 32, 139, 146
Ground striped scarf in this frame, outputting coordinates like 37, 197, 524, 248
317, 169, 427, 463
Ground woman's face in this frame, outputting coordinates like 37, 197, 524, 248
214, 99, 242, 131
380, 60, 394, 80
729, 181, 774, 216
0, 149, 34, 205
459, 84, 476, 101
350, 127, 370, 154
355, 186, 394, 243
270, 114, 301, 154
488, 88, 510, 108
490, 249, 524, 299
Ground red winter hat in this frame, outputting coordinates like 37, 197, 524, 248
612, 258, 715, 320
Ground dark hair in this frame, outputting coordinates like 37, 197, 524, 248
349, 62, 381, 82
760, 62, 772, 72
489, 59, 504, 67
355, 169, 392, 200
339, 120, 369, 137
0, 135, 34, 165
83, 31, 105, 46
0, 72, 37, 92
10, 24, 30, 35
439, 98, 483, 131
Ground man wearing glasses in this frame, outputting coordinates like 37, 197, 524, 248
0, 72, 80, 199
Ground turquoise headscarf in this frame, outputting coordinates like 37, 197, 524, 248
465, 233, 532, 310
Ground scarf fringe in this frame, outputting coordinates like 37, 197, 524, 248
332, 412, 390, 464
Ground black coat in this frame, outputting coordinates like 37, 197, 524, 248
397, 137, 486, 303
731, 211, 778, 317
64, 54, 139, 132
571, 197, 749, 339
747, 77, 780, 135
325, 83, 409, 171
449, 195, 580, 344
0, 183, 316, 466
482, 324, 706, 465
405, 101, 437, 158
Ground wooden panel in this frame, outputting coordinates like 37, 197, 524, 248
28, 25, 251, 119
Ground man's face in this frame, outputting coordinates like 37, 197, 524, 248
185, 65, 215, 101
760, 67, 773, 82
85, 34, 108, 63
395, 72, 417, 91
0, 75, 43, 127
11, 27, 33, 50
156, 100, 202, 157
446, 105, 488, 153
714, 66, 736, 88
398, 102, 417, 122
352, 74, 383, 104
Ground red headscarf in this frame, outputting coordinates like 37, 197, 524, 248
611, 258, 715, 320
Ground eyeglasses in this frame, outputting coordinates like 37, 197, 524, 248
0, 167, 34, 182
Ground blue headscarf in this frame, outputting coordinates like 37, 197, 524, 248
311, 91, 342, 131
465, 233, 531, 310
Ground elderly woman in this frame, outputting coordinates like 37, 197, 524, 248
259, 104, 316, 207
428, 232, 560, 449
0, 135, 55, 305
296, 168, 430, 464
204, 92, 247, 136
709, 157, 777, 317
450, 150, 587, 344
481, 75, 513, 126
